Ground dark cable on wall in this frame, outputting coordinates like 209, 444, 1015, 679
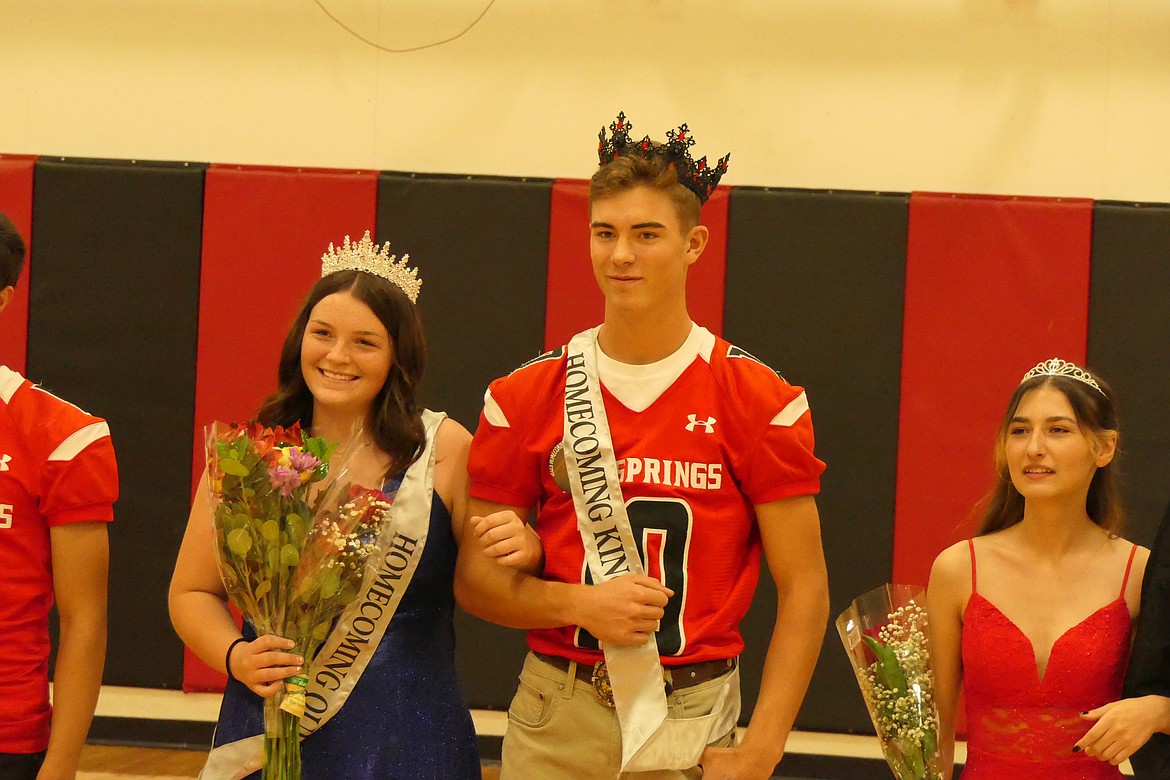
311, 0, 498, 53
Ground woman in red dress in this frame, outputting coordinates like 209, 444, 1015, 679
928, 358, 1148, 779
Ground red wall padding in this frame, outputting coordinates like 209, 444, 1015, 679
893, 193, 1093, 587
184, 164, 377, 692
0, 155, 36, 373
544, 179, 728, 350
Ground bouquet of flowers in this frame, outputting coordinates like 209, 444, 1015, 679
836, 584, 943, 780
207, 421, 393, 780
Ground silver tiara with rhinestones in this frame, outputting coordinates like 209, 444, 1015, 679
321, 231, 422, 304
1021, 358, 1104, 395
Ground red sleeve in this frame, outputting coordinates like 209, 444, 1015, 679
739, 390, 823, 504
467, 379, 545, 510
720, 355, 825, 505
19, 389, 121, 526
40, 429, 119, 526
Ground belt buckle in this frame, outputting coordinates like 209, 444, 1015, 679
591, 660, 615, 708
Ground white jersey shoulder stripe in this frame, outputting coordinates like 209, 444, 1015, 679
770, 391, 809, 428
31, 384, 93, 416
482, 389, 510, 428
0, 366, 24, 404
48, 421, 111, 462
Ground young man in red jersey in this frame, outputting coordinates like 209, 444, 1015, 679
456, 115, 829, 779
0, 212, 118, 780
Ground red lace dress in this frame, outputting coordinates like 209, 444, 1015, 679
961, 540, 1135, 779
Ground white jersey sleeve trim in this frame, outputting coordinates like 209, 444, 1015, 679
770, 391, 810, 428
47, 421, 111, 462
482, 389, 510, 428
0, 366, 24, 404
697, 326, 716, 362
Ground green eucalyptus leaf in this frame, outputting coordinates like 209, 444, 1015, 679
226, 528, 253, 555
280, 544, 301, 568
260, 519, 280, 541
297, 574, 320, 598
220, 459, 250, 477
286, 514, 304, 542
319, 567, 341, 599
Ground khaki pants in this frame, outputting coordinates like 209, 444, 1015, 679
500, 652, 737, 780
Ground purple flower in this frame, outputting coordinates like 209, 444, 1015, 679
269, 465, 302, 496
287, 447, 322, 474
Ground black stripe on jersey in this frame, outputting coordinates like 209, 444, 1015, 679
512, 346, 565, 374
726, 345, 786, 381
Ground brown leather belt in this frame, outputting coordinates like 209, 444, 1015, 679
534, 652, 736, 707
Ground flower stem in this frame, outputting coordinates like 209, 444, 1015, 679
262, 693, 302, 779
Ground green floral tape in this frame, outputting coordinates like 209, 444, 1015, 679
279, 675, 311, 717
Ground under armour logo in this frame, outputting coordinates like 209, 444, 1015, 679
0, 454, 10, 471
685, 415, 716, 433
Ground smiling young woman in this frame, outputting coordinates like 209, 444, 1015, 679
169, 236, 487, 780
927, 358, 1150, 780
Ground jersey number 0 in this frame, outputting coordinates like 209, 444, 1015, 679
575, 497, 693, 656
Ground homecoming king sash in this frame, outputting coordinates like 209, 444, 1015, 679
200, 410, 444, 780
563, 330, 740, 772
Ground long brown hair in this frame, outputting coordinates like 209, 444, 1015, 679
979, 371, 1123, 536
256, 270, 427, 478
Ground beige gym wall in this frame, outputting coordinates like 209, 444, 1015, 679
3, 0, 1169, 200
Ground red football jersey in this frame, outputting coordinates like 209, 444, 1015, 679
468, 326, 824, 665
0, 366, 118, 753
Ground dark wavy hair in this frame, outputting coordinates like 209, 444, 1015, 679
0, 211, 27, 289
979, 370, 1123, 536
256, 270, 427, 478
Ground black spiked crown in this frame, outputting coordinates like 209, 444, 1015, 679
596, 111, 730, 204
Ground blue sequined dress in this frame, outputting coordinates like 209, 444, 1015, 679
211, 478, 480, 779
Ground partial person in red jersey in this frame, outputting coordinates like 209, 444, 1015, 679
0, 211, 119, 780
928, 358, 1148, 779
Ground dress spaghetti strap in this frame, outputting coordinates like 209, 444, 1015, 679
1120, 542, 1138, 598
968, 538, 978, 593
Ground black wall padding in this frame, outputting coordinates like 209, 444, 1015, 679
30, 158, 206, 689
723, 188, 910, 734
1087, 201, 1170, 547
377, 172, 552, 708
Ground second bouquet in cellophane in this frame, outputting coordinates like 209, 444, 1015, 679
837, 584, 943, 780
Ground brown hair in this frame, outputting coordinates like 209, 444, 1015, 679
979, 372, 1123, 535
256, 270, 427, 479
589, 151, 702, 230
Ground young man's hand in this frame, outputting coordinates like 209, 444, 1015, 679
573, 574, 672, 646
697, 744, 779, 780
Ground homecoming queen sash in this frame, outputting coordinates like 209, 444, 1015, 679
563, 330, 740, 772
200, 410, 444, 780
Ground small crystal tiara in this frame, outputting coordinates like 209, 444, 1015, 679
597, 112, 730, 204
320, 231, 421, 304
1021, 358, 1105, 395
